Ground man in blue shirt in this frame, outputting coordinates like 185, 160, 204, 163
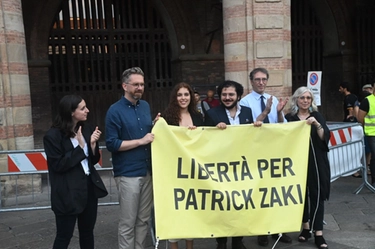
240, 67, 288, 123
240, 68, 291, 247
105, 67, 157, 249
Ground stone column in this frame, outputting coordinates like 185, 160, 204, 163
222, 0, 292, 97
0, 0, 34, 171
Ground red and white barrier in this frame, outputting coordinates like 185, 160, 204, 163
8, 153, 48, 172
327, 124, 364, 183
329, 127, 352, 147
8, 151, 103, 172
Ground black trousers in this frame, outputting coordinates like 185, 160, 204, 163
216, 237, 243, 246
53, 177, 98, 249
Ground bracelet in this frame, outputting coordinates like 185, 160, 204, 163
316, 125, 323, 130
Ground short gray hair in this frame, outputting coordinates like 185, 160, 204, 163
121, 67, 144, 84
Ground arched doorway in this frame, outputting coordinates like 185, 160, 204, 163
291, 0, 323, 92
291, 0, 339, 120
48, 0, 172, 131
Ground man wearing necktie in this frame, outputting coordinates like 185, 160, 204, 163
240, 67, 290, 246
260, 95, 270, 123
240, 68, 288, 124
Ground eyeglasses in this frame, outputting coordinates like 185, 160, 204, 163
299, 96, 312, 100
253, 78, 268, 83
127, 83, 145, 88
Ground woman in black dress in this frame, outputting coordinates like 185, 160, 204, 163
285, 87, 330, 249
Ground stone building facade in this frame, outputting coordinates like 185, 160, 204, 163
0, 0, 374, 166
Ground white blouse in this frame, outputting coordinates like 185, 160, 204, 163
70, 137, 90, 175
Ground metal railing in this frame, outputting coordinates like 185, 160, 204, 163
0, 146, 119, 212
327, 122, 375, 194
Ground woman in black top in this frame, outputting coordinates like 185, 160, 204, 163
162, 82, 203, 249
163, 82, 204, 128
285, 87, 330, 249
43, 95, 107, 249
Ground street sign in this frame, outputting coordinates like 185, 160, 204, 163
307, 71, 322, 106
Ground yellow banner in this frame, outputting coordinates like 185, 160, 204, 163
152, 118, 310, 240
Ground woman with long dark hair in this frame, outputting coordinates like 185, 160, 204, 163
285, 87, 330, 249
43, 95, 107, 249
162, 82, 203, 249
163, 82, 203, 128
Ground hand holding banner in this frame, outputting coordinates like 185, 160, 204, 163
152, 118, 311, 240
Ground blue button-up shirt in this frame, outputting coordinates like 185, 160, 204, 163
105, 97, 153, 177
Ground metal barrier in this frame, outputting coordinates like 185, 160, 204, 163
0, 146, 119, 212
327, 122, 375, 194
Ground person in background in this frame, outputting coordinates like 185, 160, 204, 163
360, 84, 373, 174
204, 89, 220, 108
194, 91, 210, 120
44, 95, 108, 249
239, 67, 291, 246
162, 82, 203, 249
205, 80, 262, 249
285, 86, 330, 249
353, 90, 372, 177
358, 83, 375, 185
362, 83, 373, 94
105, 67, 160, 249
339, 82, 358, 122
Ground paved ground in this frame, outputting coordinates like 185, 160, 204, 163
0, 176, 374, 249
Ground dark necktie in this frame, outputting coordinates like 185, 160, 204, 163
261, 96, 270, 123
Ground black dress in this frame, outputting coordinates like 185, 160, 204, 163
285, 111, 331, 230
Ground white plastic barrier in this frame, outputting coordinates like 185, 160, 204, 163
327, 122, 375, 193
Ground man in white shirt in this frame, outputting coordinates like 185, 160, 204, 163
240, 67, 288, 124
240, 68, 291, 246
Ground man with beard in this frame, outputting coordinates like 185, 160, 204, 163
204, 80, 262, 249
239, 68, 291, 247
105, 67, 159, 249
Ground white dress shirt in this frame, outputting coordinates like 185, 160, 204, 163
225, 104, 241, 125
240, 91, 286, 123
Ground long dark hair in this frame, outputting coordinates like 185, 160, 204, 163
52, 95, 84, 137
163, 82, 198, 125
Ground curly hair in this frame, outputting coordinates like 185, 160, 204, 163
217, 80, 244, 101
163, 82, 198, 125
286, 86, 318, 115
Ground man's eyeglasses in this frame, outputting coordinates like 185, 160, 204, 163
299, 96, 312, 100
127, 83, 145, 88
253, 78, 268, 83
